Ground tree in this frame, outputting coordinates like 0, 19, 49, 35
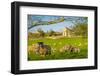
37, 28, 45, 37
48, 30, 55, 36
72, 23, 88, 37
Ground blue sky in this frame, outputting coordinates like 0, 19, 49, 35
29, 21, 73, 33
28, 15, 87, 33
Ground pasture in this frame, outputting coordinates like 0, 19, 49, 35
28, 37, 88, 61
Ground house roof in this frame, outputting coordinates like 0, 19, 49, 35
63, 27, 72, 31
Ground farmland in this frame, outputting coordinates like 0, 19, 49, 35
28, 37, 88, 61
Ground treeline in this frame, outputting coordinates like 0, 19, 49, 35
28, 29, 62, 39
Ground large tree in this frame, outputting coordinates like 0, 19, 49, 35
72, 23, 88, 37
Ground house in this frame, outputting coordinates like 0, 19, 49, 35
62, 27, 73, 37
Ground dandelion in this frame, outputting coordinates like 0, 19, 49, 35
53, 43, 56, 46
75, 43, 77, 45
59, 42, 62, 45
79, 43, 81, 46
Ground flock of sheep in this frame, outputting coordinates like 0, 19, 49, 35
28, 42, 80, 57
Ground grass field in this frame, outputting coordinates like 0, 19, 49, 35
28, 37, 88, 61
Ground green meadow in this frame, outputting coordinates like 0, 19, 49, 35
28, 37, 88, 61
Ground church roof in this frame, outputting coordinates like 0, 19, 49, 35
63, 27, 72, 31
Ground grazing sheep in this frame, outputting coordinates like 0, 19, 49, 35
37, 42, 51, 56
39, 47, 47, 56
28, 42, 51, 56
73, 47, 80, 53
60, 45, 70, 53
69, 46, 80, 53
43, 45, 51, 55
28, 44, 39, 54
60, 45, 80, 53
32, 44, 40, 54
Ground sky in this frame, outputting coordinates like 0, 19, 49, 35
28, 15, 87, 33
28, 21, 73, 33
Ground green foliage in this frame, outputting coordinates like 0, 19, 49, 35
72, 23, 88, 37
48, 30, 55, 36
32, 21, 38, 26
37, 28, 45, 37
28, 32, 40, 39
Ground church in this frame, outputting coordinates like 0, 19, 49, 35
62, 27, 73, 37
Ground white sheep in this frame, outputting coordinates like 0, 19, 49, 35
60, 45, 80, 53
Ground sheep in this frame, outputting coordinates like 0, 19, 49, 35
72, 47, 80, 53
60, 45, 70, 53
43, 45, 51, 55
28, 44, 40, 55
28, 42, 51, 57
39, 47, 47, 57
39, 45, 51, 56
69, 45, 80, 53
60, 45, 80, 53
36, 42, 51, 56
32, 44, 40, 54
